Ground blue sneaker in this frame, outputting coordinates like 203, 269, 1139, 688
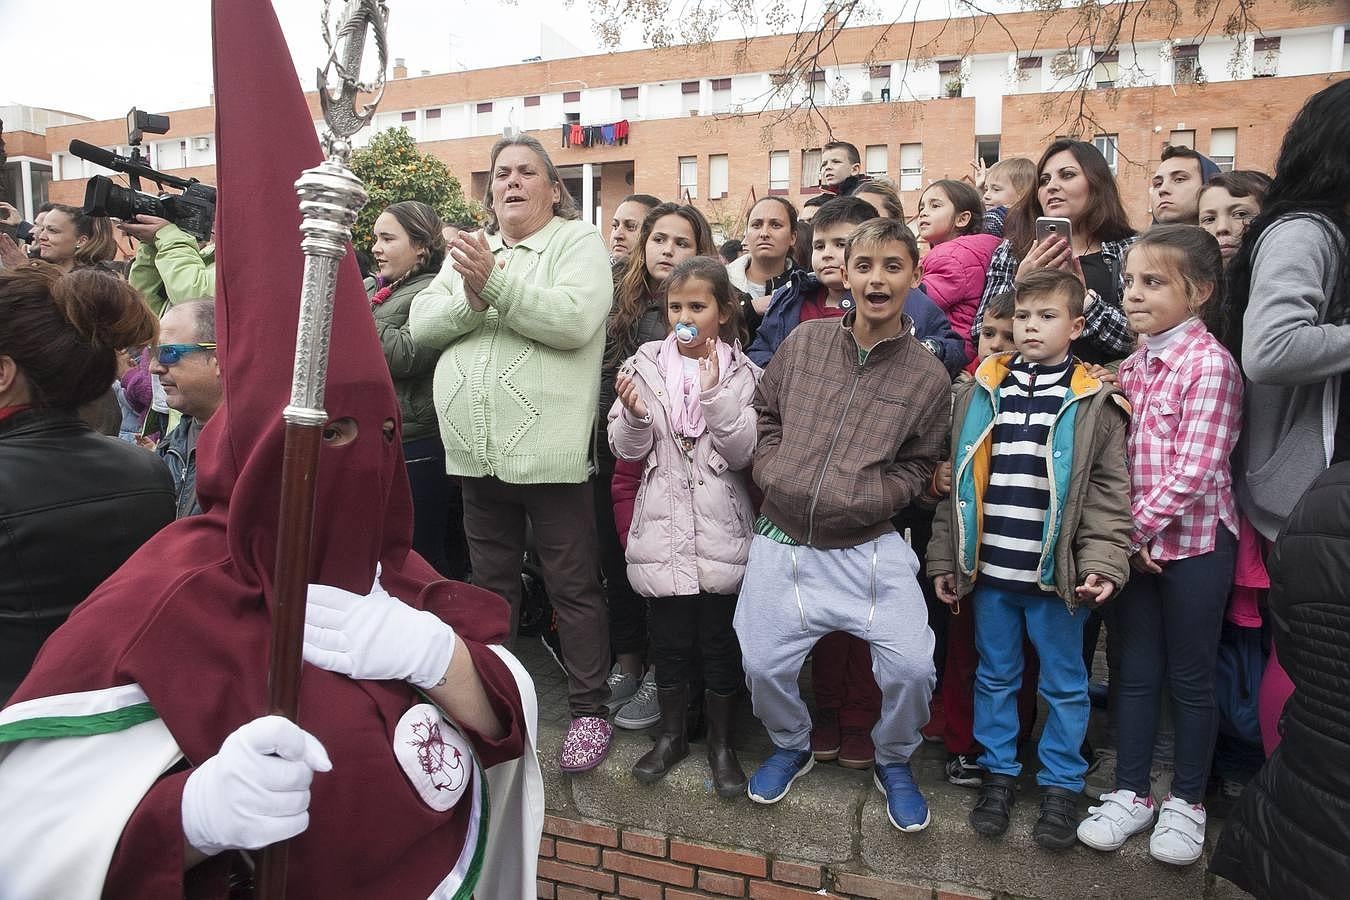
874, 761, 931, 832
747, 748, 814, 804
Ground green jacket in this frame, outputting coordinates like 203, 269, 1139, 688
127, 223, 216, 315
408, 217, 612, 484
368, 272, 441, 441
927, 352, 1134, 607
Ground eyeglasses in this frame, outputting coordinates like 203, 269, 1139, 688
153, 342, 217, 366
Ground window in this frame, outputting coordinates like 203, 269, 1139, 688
563, 91, 580, 103
475, 102, 493, 134
620, 86, 639, 118
808, 69, 827, 83
709, 154, 729, 198
770, 72, 792, 88
800, 148, 822, 190
524, 95, 541, 107
865, 144, 888, 178
682, 82, 700, 115
974, 137, 1000, 168
1173, 44, 1200, 84
868, 64, 891, 102
1093, 134, 1119, 174
476, 102, 492, 114
1169, 129, 1196, 149
899, 143, 922, 192
1017, 56, 1042, 93
1209, 128, 1237, 172
564, 112, 581, 125
1253, 36, 1280, 77
711, 78, 731, 91
423, 108, 445, 141
401, 111, 417, 122
679, 156, 697, 199
769, 151, 790, 194
1093, 50, 1119, 88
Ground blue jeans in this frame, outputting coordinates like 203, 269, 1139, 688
1112, 529, 1236, 803
974, 585, 1090, 791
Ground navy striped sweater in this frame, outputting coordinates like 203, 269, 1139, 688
978, 355, 1074, 593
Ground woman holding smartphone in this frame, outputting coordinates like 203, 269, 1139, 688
973, 140, 1137, 364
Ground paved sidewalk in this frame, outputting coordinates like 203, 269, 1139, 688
517, 639, 1251, 899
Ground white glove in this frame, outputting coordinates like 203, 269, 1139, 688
303, 573, 456, 689
181, 716, 332, 856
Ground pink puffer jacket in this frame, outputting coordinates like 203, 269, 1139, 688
920, 233, 1003, 363
607, 340, 760, 598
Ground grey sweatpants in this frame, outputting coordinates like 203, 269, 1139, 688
734, 531, 936, 765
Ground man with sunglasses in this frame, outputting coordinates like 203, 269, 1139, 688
147, 299, 222, 518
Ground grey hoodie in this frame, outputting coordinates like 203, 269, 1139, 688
1238, 215, 1350, 539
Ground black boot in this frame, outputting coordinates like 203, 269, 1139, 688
1032, 786, 1080, 850
704, 690, 748, 799
632, 683, 689, 784
969, 773, 1016, 836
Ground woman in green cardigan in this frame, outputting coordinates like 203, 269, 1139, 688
368, 200, 469, 579
410, 135, 615, 772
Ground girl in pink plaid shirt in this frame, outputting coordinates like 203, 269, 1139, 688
1077, 225, 1243, 866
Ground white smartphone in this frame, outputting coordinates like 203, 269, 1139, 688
1035, 216, 1072, 246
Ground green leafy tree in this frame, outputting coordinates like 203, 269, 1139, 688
349, 127, 481, 252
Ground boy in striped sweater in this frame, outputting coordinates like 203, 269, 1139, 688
927, 268, 1133, 849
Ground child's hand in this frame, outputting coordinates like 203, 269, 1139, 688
1130, 547, 1163, 575
933, 574, 959, 607
970, 158, 988, 190
932, 460, 953, 496
615, 369, 649, 420
698, 339, 720, 391
134, 434, 159, 452
1085, 364, 1117, 385
1074, 574, 1116, 605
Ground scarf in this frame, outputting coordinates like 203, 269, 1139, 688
658, 333, 732, 439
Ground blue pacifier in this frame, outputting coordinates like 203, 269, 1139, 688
674, 323, 698, 344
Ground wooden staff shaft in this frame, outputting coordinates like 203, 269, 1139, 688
256, 421, 324, 898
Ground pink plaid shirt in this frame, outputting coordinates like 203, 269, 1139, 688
1117, 318, 1243, 561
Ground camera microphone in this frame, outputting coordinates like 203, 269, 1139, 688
68, 139, 194, 189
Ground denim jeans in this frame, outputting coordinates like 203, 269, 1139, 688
1112, 528, 1236, 803
973, 585, 1090, 791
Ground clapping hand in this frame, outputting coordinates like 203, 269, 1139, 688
615, 367, 649, 421
697, 338, 720, 391
450, 230, 496, 311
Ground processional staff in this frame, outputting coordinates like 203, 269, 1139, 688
257, 1, 389, 896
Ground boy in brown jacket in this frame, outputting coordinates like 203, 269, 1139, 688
927, 268, 1132, 849
735, 219, 951, 832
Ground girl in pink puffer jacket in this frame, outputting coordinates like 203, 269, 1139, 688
608, 256, 760, 799
916, 179, 1004, 364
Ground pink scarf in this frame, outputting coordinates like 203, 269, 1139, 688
658, 333, 733, 439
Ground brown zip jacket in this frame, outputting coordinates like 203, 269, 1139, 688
753, 313, 951, 548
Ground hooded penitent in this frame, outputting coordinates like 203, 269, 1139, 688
0, 1, 534, 897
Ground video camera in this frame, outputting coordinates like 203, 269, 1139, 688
68, 108, 217, 243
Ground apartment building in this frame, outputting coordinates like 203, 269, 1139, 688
11, 1, 1349, 234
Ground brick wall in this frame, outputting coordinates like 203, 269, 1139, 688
536, 813, 991, 900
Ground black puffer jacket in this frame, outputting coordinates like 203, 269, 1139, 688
1211, 463, 1350, 899
0, 408, 175, 696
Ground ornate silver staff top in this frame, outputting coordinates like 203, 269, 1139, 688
284, 0, 389, 427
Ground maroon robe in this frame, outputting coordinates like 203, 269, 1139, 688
6, 0, 525, 895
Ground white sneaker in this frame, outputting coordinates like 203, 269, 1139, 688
1149, 795, 1206, 866
1076, 789, 1156, 851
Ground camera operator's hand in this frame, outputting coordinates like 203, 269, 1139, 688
118, 214, 172, 243
0, 202, 21, 227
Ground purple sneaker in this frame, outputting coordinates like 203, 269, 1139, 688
560, 716, 613, 773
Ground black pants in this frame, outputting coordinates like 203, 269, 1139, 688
404, 436, 470, 580
593, 470, 647, 657
647, 593, 741, 693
